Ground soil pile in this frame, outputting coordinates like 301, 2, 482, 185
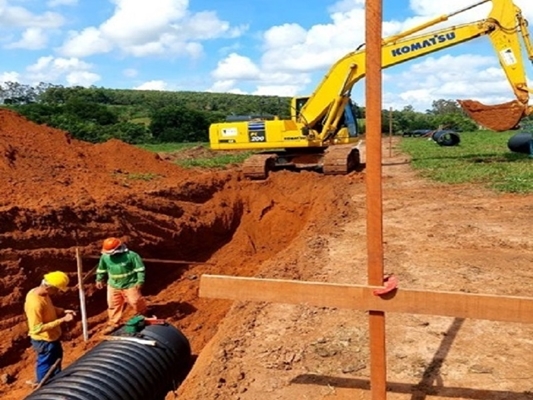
458, 99, 524, 131
0, 108, 191, 207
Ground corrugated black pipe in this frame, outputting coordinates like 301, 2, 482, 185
432, 130, 461, 146
507, 132, 532, 154
24, 323, 191, 400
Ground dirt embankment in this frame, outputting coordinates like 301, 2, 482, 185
0, 109, 361, 399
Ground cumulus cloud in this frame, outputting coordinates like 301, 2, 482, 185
134, 80, 168, 91
26, 56, 100, 87
0, 71, 20, 83
58, 0, 246, 58
5, 28, 48, 50
0, 2, 64, 29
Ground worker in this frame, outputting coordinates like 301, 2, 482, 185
96, 237, 147, 334
24, 271, 76, 385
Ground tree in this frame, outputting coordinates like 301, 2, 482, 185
149, 106, 210, 142
427, 99, 461, 115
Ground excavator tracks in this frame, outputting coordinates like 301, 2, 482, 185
242, 154, 277, 180
322, 144, 360, 175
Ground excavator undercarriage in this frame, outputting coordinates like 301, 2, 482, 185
241, 144, 362, 179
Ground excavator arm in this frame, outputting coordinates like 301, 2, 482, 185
299, 0, 533, 135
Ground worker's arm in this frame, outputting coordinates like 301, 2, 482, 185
95, 256, 108, 282
26, 299, 68, 336
131, 253, 146, 286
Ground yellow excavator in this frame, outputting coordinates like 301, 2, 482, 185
209, 0, 533, 179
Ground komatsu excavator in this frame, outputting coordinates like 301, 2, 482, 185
209, 0, 533, 179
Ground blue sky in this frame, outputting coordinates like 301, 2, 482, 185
1, 0, 532, 111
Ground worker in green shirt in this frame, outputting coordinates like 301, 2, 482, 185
96, 237, 148, 334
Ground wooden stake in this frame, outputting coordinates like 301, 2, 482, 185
34, 358, 61, 391
389, 107, 393, 158
76, 248, 89, 342
365, 0, 386, 396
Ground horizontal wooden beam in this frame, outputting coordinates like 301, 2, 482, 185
200, 275, 533, 324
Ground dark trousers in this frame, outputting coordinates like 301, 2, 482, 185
31, 339, 63, 383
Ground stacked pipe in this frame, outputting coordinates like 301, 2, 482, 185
25, 324, 191, 400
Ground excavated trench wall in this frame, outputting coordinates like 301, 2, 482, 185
0, 109, 359, 400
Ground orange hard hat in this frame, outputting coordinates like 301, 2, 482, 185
101, 237, 122, 254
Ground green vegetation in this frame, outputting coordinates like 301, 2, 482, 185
0, 83, 494, 145
176, 151, 253, 169
138, 142, 203, 152
400, 130, 533, 193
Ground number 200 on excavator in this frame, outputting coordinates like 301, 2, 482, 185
209, 0, 533, 179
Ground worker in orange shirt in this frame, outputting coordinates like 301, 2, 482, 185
24, 271, 76, 384
96, 237, 147, 334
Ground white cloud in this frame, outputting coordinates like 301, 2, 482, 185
212, 53, 260, 80
66, 71, 100, 86
253, 85, 300, 96
61, 27, 113, 57
47, 0, 78, 7
0, 71, 20, 83
58, 0, 244, 58
26, 56, 100, 87
134, 80, 168, 90
0, 2, 64, 29
5, 28, 48, 50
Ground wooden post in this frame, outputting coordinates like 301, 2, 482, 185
389, 107, 393, 158
33, 358, 61, 390
75, 248, 89, 342
365, 0, 386, 398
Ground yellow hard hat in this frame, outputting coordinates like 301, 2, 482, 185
44, 271, 70, 292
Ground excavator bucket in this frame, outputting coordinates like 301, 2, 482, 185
457, 99, 526, 131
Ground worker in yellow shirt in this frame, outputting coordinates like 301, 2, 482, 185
24, 271, 76, 384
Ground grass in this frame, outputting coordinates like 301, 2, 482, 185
399, 130, 533, 193
137, 142, 204, 152
176, 152, 253, 169
139, 142, 254, 169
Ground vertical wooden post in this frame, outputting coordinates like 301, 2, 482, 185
365, 0, 386, 399
388, 107, 393, 158
76, 247, 89, 342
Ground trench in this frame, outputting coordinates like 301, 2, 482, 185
0, 169, 354, 399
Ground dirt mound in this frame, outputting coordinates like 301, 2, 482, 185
0, 108, 190, 207
457, 99, 525, 131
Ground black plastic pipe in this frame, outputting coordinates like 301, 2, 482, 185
508, 132, 532, 154
432, 130, 461, 146
25, 323, 191, 400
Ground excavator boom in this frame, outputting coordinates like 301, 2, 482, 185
299, 0, 533, 133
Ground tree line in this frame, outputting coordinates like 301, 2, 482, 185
0, 82, 481, 144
